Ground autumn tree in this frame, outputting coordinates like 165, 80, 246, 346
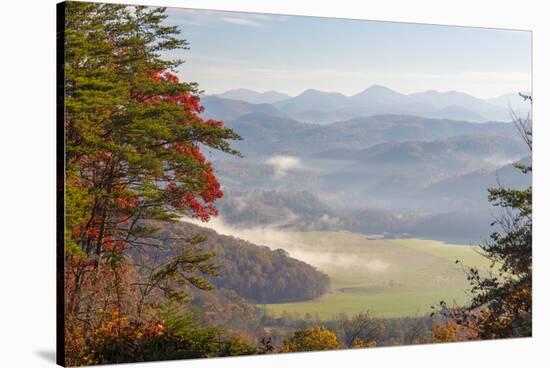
63, 0, 239, 305
60, 2, 241, 364
282, 327, 341, 352
432, 320, 478, 343
338, 312, 380, 348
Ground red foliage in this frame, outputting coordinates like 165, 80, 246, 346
66, 68, 228, 320
146, 71, 204, 114
103, 236, 126, 253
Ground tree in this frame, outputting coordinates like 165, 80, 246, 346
61, 3, 241, 364
63, 1, 239, 312
438, 94, 532, 340
338, 312, 380, 348
282, 327, 341, 352
432, 320, 478, 343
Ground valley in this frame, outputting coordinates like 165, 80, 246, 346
262, 232, 492, 319
192, 86, 531, 322
182, 216, 492, 319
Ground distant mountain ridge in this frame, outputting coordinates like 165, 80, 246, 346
275, 89, 352, 113
219, 112, 522, 157
313, 134, 526, 164
204, 86, 531, 124
200, 96, 287, 121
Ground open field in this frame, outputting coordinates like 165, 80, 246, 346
264, 232, 492, 319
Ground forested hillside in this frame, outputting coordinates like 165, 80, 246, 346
139, 220, 330, 303
219, 113, 521, 156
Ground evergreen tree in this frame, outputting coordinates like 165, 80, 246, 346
440, 94, 532, 339
61, 4, 241, 362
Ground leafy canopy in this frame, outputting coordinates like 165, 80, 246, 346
64, 2, 240, 266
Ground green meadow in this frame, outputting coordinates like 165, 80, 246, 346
264, 232, 492, 319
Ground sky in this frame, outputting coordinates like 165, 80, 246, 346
164, 7, 532, 99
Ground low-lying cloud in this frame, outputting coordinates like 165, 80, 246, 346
182, 216, 389, 274
266, 155, 302, 178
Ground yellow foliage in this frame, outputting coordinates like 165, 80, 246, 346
433, 320, 478, 343
352, 337, 376, 348
282, 327, 341, 353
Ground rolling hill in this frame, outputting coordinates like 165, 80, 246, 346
425, 156, 532, 202
137, 220, 330, 304
314, 134, 526, 164
424, 105, 486, 121
222, 113, 520, 157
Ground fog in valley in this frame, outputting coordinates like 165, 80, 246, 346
197, 87, 531, 247
184, 214, 392, 278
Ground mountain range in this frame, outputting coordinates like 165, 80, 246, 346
220, 112, 522, 157
199, 86, 531, 242
204, 86, 530, 124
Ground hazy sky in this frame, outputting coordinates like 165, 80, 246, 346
165, 7, 531, 99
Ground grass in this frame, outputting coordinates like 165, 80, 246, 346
263, 232, 492, 319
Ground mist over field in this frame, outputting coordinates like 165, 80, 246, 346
185, 216, 391, 273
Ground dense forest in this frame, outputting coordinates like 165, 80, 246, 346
60, 2, 532, 366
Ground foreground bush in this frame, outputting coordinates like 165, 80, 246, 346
282, 327, 341, 352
